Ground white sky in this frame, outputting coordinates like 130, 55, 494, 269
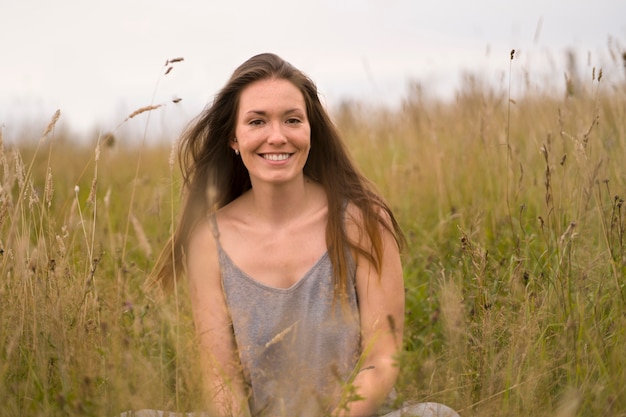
1, 0, 625, 141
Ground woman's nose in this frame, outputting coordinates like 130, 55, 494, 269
266, 121, 288, 144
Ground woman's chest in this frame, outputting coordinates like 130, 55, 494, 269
225, 229, 327, 289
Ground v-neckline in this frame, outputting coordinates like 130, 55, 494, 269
209, 214, 328, 291
218, 246, 329, 292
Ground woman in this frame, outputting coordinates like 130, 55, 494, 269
151, 53, 459, 417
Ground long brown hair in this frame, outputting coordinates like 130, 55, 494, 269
151, 53, 404, 301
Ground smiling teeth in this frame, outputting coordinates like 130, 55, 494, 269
263, 154, 289, 161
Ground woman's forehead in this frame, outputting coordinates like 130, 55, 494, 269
238, 78, 306, 114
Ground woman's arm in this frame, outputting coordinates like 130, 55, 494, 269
187, 220, 251, 417
337, 206, 405, 417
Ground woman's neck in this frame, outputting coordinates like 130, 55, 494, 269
245, 176, 324, 228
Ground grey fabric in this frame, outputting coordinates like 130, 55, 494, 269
119, 412, 210, 417
212, 215, 361, 417
380, 402, 461, 417
120, 402, 462, 417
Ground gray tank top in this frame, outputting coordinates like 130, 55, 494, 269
210, 215, 361, 417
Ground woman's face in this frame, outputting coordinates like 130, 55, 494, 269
233, 78, 311, 187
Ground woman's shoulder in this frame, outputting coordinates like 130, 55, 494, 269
213, 191, 250, 225
343, 199, 397, 244
343, 200, 378, 227
188, 214, 218, 246
186, 215, 221, 280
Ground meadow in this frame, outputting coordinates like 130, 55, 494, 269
1, 51, 625, 416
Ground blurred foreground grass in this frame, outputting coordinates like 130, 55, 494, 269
1, 63, 626, 416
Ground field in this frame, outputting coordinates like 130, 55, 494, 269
1, 51, 626, 416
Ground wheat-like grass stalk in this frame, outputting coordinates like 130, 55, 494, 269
130, 211, 152, 258
124, 104, 163, 122
119, 58, 184, 272
1, 109, 61, 279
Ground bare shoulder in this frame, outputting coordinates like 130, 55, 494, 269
187, 215, 218, 256
186, 215, 221, 287
344, 200, 395, 244
344, 202, 362, 243
209, 192, 250, 232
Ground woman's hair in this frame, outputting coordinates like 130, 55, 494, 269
151, 53, 404, 301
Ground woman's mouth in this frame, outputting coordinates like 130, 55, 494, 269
262, 153, 291, 161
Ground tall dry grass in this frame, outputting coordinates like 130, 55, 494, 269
1, 50, 625, 416
0, 115, 206, 416
336, 51, 626, 416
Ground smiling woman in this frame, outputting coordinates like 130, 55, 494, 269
232, 78, 312, 188
146, 53, 460, 417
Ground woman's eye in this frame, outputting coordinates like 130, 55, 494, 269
286, 118, 301, 124
249, 119, 264, 126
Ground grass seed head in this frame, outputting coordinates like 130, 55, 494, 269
130, 212, 152, 258
55, 234, 66, 257
102, 133, 116, 148
104, 186, 111, 209
87, 177, 97, 206
14, 150, 25, 191
42, 109, 61, 139
44, 167, 54, 208
125, 105, 162, 121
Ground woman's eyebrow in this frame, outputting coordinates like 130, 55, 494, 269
244, 108, 305, 116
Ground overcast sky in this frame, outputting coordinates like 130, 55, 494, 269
1, 0, 625, 141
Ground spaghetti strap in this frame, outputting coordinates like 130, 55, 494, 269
208, 213, 220, 240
